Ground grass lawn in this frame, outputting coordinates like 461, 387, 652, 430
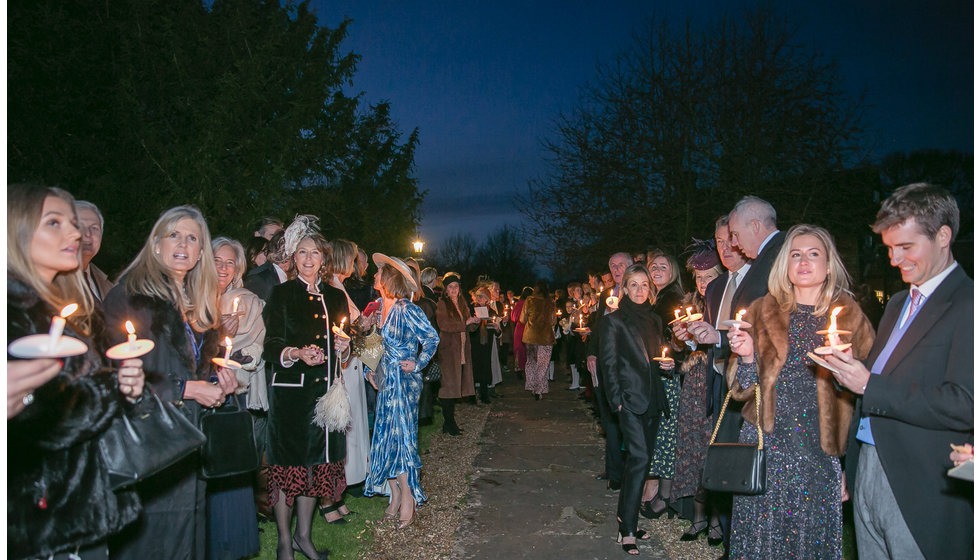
253, 409, 443, 559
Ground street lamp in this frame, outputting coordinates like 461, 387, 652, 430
413, 238, 424, 254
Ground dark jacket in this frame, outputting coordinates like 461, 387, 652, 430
263, 278, 348, 465
244, 261, 281, 302
597, 296, 668, 416
7, 278, 141, 560
102, 279, 221, 560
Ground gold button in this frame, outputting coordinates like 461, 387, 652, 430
309, 296, 314, 300
314, 378, 320, 382
314, 313, 319, 318
315, 334, 321, 339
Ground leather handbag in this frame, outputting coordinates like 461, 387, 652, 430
702, 384, 766, 495
99, 389, 207, 490
199, 395, 260, 479
422, 360, 442, 383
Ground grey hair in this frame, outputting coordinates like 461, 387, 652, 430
732, 196, 777, 229
74, 200, 104, 228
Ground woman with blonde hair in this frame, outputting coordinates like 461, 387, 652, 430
363, 254, 439, 528
104, 205, 236, 560
8, 184, 145, 560
208, 236, 264, 560
726, 224, 875, 559
318, 238, 368, 523
641, 249, 684, 519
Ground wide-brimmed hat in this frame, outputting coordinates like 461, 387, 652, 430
372, 253, 419, 292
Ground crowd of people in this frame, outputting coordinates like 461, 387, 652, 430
6, 182, 972, 560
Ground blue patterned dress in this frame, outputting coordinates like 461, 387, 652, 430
364, 298, 440, 504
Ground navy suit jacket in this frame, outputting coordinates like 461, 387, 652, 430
244, 262, 281, 302
845, 264, 973, 559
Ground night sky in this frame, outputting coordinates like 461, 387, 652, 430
311, 0, 973, 252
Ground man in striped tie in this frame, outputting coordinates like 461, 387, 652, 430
827, 183, 973, 560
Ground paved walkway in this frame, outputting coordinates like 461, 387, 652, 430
451, 376, 675, 560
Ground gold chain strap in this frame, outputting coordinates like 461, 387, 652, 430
707, 382, 763, 451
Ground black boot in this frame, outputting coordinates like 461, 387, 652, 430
440, 398, 461, 436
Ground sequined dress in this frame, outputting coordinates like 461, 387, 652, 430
364, 299, 439, 505
730, 305, 843, 559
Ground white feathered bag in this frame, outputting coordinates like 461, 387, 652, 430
313, 352, 352, 432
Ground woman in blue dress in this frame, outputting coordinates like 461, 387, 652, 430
363, 253, 439, 529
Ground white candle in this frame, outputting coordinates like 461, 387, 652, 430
685, 306, 694, 318
232, 296, 240, 314
48, 303, 78, 350
674, 309, 682, 321
827, 306, 844, 347
222, 336, 232, 364
125, 320, 137, 351
661, 346, 668, 359
733, 309, 747, 332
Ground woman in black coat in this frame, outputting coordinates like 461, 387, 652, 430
597, 264, 671, 555
7, 185, 144, 560
262, 216, 351, 560
104, 205, 236, 560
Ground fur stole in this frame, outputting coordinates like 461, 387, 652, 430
729, 293, 875, 456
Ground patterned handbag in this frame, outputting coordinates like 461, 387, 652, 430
354, 325, 383, 371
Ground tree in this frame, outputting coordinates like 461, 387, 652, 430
8, 0, 421, 274
430, 228, 537, 292
519, 7, 867, 272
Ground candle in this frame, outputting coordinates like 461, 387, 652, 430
674, 309, 682, 321
661, 346, 668, 359
685, 306, 693, 318
232, 296, 240, 314
222, 336, 232, 364
827, 306, 844, 347
733, 309, 747, 332
125, 321, 137, 350
48, 303, 78, 350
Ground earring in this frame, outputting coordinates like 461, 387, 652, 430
155, 249, 160, 255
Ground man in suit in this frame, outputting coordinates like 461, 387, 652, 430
252, 216, 283, 240
672, 215, 749, 551
586, 252, 632, 490
244, 230, 290, 302
75, 200, 115, 302
826, 183, 972, 559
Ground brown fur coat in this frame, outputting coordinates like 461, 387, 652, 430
728, 293, 875, 456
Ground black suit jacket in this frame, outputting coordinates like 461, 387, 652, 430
597, 307, 666, 416
244, 262, 281, 302
845, 265, 973, 559
730, 230, 786, 313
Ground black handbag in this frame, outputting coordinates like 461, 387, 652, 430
198, 394, 260, 479
702, 384, 767, 495
423, 360, 442, 383
99, 389, 207, 491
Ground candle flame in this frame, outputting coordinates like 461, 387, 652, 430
340, 317, 347, 329
735, 309, 747, 322
685, 306, 693, 317
125, 321, 135, 335
828, 306, 844, 332
224, 336, 232, 348
60, 303, 78, 318
674, 309, 682, 320
661, 347, 668, 359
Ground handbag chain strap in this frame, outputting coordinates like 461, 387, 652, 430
707, 382, 764, 451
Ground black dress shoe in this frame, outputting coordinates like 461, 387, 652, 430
608, 480, 621, 491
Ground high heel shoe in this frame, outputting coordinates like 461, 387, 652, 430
291, 537, 329, 560
318, 503, 348, 524
616, 530, 648, 555
680, 520, 709, 541
643, 498, 674, 519
707, 521, 724, 546
398, 495, 416, 529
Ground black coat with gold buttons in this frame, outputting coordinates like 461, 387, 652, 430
262, 277, 349, 466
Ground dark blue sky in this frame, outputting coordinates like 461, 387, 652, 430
311, 0, 973, 252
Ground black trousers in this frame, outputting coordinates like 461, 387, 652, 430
617, 406, 660, 535
594, 383, 624, 484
